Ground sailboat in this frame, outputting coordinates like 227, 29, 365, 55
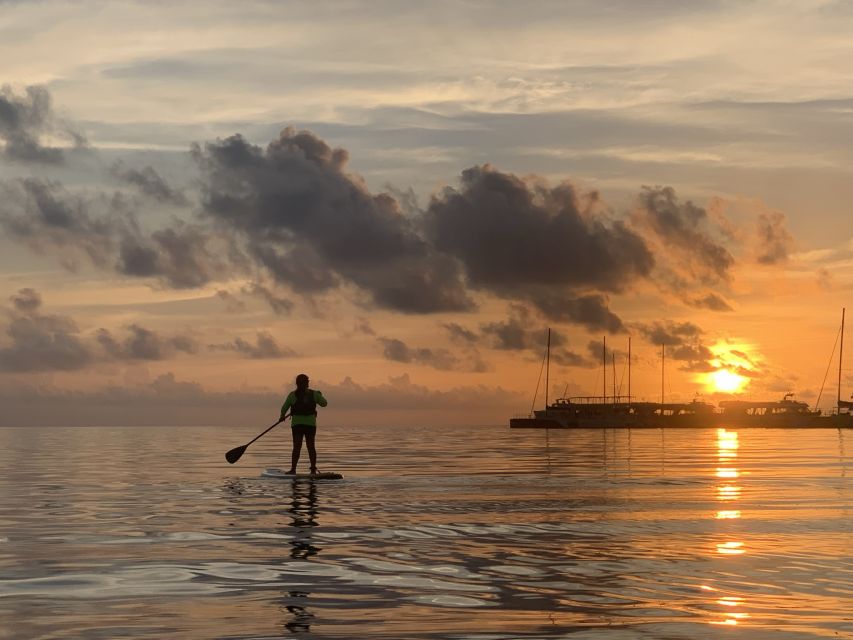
509, 312, 853, 429
509, 330, 716, 429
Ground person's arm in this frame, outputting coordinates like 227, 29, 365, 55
314, 390, 328, 407
280, 392, 295, 420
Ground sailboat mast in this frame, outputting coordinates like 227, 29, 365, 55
602, 336, 607, 402
545, 328, 551, 409
661, 343, 665, 405
839, 308, 845, 413
612, 353, 616, 401
628, 337, 632, 403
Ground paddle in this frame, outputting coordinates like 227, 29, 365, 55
225, 413, 290, 464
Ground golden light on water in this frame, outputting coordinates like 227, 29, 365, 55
715, 510, 741, 519
709, 429, 750, 626
717, 484, 741, 500
717, 541, 746, 555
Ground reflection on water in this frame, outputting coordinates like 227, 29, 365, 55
0, 424, 850, 639
284, 480, 319, 634
711, 429, 747, 627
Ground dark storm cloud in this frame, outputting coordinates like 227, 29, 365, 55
96, 324, 198, 360
635, 186, 734, 284
755, 211, 794, 265
686, 292, 733, 312
424, 165, 654, 316
110, 161, 189, 205
192, 128, 473, 313
0, 85, 66, 163
209, 331, 295, 359
0, 289, 92, 372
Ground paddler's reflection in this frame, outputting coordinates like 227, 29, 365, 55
284, 590, 314, 633
281, 480, 320, 635
288, 480, 320, 559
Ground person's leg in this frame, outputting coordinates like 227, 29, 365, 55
288, 427, 305, 473
305, 426, 317, 472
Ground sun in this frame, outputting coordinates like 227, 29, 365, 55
710, 368, 747, 393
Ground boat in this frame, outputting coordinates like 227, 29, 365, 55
510, 331, 717, 429
717, 393, 822, 428
511, 311, 853, 429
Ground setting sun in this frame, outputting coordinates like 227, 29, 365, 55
710, 369, 748, 393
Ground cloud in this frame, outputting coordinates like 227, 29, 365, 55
475, 306, 591, 367
0, 289, 92, 372
0, 177, 119, 271
633, 320, 714, 370
193, 127, 473, 313
442, 322, 478, 344
215, 289, 247, 313
208, 331, 295, 359
424, 164, 653, 322
755, 211, 794, 265
686, 292, 733, 312
0, 177, 234, 289
531, 292, 625, 332
377, 336, 488, 372
242, 283, 294, 315
634, 320, 703, 346
117, 223, 229, 288
10, 287, 41, 314
634, 186, 735, 287
96, 324, 198, 360
110, 161, 189, 205
0, 85, 68, 163
351, 316, 375, 336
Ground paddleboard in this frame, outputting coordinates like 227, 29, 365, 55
261, 468, 343, 480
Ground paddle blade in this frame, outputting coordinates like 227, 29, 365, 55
225, 444, 248, 464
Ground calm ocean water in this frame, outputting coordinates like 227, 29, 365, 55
0, 424, 850, 639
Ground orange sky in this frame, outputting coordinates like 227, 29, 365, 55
1, 2, 851, 426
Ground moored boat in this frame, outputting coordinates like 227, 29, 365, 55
511, 310, 853, 429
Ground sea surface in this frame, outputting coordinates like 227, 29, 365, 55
0, 424, 850, 639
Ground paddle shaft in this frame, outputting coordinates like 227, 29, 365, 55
246, 414, 289, 448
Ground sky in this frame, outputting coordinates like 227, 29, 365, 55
1, 0, 852, 427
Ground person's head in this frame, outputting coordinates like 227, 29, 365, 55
295, 373, 309, 389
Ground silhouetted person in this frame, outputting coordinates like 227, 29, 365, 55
280, 373, 327, 475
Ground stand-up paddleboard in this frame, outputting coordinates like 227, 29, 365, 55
261, 468, 343, 480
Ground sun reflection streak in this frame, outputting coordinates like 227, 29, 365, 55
707, 429, 750, 626
716, 541, 746, 555
716, 468, 739, 478
715, 510, 741, 519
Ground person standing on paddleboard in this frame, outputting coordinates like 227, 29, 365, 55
280, 373, 328, 475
